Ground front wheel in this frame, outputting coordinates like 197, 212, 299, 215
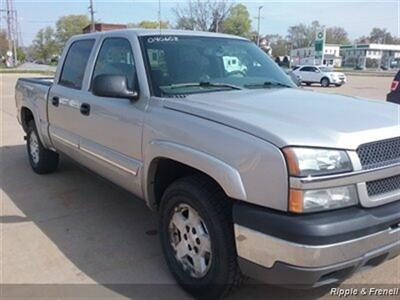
27, 120, 59, 174
335, 83, 342, 87
159, 175, 242, 299
321, 77, 330, 87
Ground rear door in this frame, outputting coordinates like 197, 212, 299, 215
298, 66, 313, 82
48, 39, 95, 158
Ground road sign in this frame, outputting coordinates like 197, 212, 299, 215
315, 29, 325, 62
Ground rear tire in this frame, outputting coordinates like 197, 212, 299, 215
305, 82, 312, 86
321, 77, 330, 87
159, 175, 242, 299
27, 120, 59, 174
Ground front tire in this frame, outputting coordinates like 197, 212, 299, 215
321, 77, 330, 87
27, 120, 59, 174
159, 175, 242, 299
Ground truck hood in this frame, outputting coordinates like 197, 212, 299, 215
163, 88, 400, 150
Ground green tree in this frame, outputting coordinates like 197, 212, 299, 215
173, 0, 232, 32
32, 26, 58, 62
221, 4, 251, 37
0, 30, 9, 57
55, 15, 90, 48
369, 27, 398, 44
128, 20, 170, 29
264, 34, 290, 56
326, 26, 349, 44
287, 23, 311, 48
16, 47, 26, 62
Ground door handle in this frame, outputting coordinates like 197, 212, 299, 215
52, 96, 59, 107
80, 103, 90, 116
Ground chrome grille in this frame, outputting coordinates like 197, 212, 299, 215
357, 137, 400, 169
367, 174, 400, 197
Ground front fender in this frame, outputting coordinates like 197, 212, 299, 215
144, 140, 247, 209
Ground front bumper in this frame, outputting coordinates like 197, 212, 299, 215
233, 201, 400, 287
331, 77, 346, 84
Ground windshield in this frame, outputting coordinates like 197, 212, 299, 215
319, 66, 332, 72
140, 35, 295, 96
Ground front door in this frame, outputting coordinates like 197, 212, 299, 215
72, 37, 144, 196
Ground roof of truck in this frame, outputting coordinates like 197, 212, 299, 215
73, 28, 248, 41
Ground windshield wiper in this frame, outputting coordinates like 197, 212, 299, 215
244, 81, 292, 89
167, 81, 242, 90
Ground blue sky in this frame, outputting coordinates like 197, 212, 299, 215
7, 0, 400, 46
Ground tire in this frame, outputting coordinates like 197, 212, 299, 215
27, 120, 59, 174
335, 84, 342, 87
305, 82, 312, 86
321, 77, 330, 87
159, 175, 242, 299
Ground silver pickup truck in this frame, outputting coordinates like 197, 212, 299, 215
15, 29, 400, 298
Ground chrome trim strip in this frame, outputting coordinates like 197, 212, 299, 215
290, 162, 400, 190
52, 134, 78, 148
80, 146, 137, 176
234, 224, 400, 269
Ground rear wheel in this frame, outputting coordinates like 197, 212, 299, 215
27, 120, 59, 174
305, 82, 312, 86
321, 77, 330, 87
159, 175, 242, 299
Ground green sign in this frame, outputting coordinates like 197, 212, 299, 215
315, 29, 326, 60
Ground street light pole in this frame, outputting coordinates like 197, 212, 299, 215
256, 6, 263, 46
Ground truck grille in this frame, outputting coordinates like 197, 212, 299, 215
357, 137, 400, 169
367, 174, 400, 197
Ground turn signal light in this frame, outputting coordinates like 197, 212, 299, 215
289, 189, 303, 213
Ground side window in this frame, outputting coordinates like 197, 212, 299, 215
300, 66, 311, 72
92, 38, 136, 90
59, 39, 95, 89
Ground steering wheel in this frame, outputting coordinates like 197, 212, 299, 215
226, 70, 246, 77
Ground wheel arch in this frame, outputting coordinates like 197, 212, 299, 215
144, 140, 247, 210
20, 106, 35, 132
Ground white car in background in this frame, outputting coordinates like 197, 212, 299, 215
293, 65, 347, 87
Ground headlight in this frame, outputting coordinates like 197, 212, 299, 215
289, 185, 358, 213
283, 147, 353, 177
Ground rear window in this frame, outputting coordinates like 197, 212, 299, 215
59, 39, 95, 89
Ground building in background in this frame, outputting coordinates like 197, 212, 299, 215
82, 23, 127, 33
290, 44, 342, 67
340, 44, 400, 68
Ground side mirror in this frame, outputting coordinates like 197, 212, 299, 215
92, 74, 139, 100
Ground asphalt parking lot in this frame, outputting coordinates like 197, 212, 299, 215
1, 73, 399, 299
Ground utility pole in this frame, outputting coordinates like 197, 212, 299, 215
89, 0, 95, 32
2, 0, 19, 67
158, 0, 161, 33
256, 6, 263, 46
